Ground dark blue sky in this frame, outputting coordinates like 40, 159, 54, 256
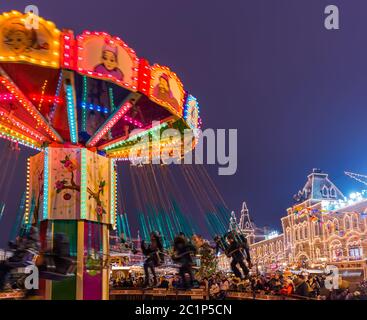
1, 0, 367, 245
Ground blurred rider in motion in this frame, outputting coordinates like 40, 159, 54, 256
141, 231, 164, 287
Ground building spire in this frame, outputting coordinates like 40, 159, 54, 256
239, 201, 253, 231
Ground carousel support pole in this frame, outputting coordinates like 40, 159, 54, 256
102, 224, 110, 300
76, 221, 84, 300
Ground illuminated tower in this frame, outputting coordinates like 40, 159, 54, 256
238, 202, 255, 244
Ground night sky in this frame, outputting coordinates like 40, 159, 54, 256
1, 0, 367, 246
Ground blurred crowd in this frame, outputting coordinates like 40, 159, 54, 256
111, 272, 367, 300
207, 273, 367, 300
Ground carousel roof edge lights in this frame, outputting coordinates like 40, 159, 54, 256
0, 10, 202, 160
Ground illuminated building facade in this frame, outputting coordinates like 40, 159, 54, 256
223, 170, 367, 279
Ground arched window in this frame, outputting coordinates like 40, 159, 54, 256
330, 187, 336, 198
322, 185, 329, 198
304, 224, 308, 239
279, 241, 283, 251
286, 228, 291, 243
345, 216, 351, 230
330, 240, 343, 261
352, 215, 359, 230
333, 219, 339, 234
325, 221, 335, 236
316, 248, 321, 260
314, 221, 320, 236
348, 239, 363, 260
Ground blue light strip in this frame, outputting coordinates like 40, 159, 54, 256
42, 148, 49, 220
184, 94, 200, 129
81, 102, 109, 114
66, 84, 78, 144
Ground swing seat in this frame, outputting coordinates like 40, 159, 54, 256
7, 250, 37, 269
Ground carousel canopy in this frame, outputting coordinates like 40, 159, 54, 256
0, 10, 201, 161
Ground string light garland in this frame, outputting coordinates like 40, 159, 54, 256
0, 75, 63, 142
123, 115, 143, 128
0, 122, 42, 150
102, 122, 168, 152
81, 102, 109, 114
42, 148, 49, 220
65, 83, 79, 144
24, 158, 31, 224
110, 159, 117, 228
80, 148, 87, 219
81, 76, 88, 132
183, 94, 200, 130
0, 108, 47, 142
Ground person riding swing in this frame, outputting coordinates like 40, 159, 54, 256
172, 233, 197, 289
141, 231, 164, 287
225, 231, 252, 280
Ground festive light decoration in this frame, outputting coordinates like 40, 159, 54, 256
0, 108, 47, 142
0, 8, 202, 301
42, 148, 49, 220
80, 148, 87, 219
0, 75, 63, 142
265, 231, 280, 240
184, 94, 200, 130
110, 159, 117, 228
108, 87, 116, 111
138, 58, 151, 94
86, 100, 134, 147
102, 122, 168, 152
0, 93, 14, 101
0, 11, 61, 68
149, 64, 185, 117
76, 31, 139, 90
48, 70, 64, 122
81, 76, 88, 132
37, 80, 49, 111
123, 115, 143, 128
0, 122, 42, 150
65, 83, 78, 144
24, 158, 31, 224
81, 102, 109, 114
61, 32, 75, 69
30, 94, 63, 105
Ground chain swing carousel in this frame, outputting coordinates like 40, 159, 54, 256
0, 10, 201, 300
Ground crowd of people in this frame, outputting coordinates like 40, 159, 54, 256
114, 230, 367, 300
111, 271, 367, 300
206, 272, 367, 300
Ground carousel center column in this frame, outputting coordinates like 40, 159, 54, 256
26, 146, 116, 300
